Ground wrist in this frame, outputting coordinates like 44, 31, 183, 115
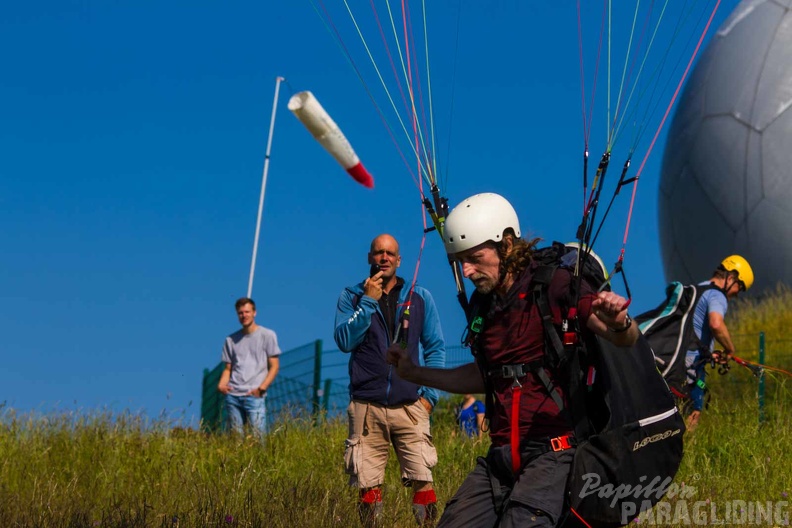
608, 313, 632, 333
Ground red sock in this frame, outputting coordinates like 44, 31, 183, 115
360, 488, 383, 504
412, 489, 437, 505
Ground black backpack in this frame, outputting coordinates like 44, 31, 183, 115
560, 336, 685, 527
634, 281, 719, 398
469, 243, 686, 527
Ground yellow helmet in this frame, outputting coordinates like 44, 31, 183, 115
720, 255, 754, 291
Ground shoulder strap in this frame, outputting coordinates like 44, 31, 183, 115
532, 264, 593, 439
463, 296, 496, 426
531, 263, 568, 370
530, 264, 577, 416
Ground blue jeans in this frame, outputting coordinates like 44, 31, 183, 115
225, 394, 268, 435
685, 350, 706, 412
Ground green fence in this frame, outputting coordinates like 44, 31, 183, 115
200, 362, 227, 431
201, 333, 791, 430
709, 333, 792, 422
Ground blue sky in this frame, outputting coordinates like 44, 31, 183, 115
1, 1, 739, 425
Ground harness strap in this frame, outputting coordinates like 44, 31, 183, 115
510, 384, 522, 474
486, 455, 508, 515
534, 365, 565, 414
486, 436, 576, 517
488, 361, 567, 428
550, 435, 574, 451
485, 364, 527, 474
464, 298, 498, 430
532, 266, 596, 440
488, 361, 570, 473
532, 265, 568, 369
487, 364, 532, 474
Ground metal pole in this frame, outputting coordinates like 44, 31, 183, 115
322, 378, 332, 417
312, 339, 323, 422
248, 76, 285, 298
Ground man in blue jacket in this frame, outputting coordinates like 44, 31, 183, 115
334, 233, 446, 527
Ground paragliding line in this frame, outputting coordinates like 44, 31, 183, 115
248, 76, 285, 299
732, 356, 792, 379
576, 0, 608, 207
622, 0, 721, 248
589, 157, 633, 249
441, 0, 462, 189
430, 184, 468, 313
312, 0, 422, 187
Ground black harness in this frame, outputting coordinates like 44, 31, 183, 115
465, 262, 584, 479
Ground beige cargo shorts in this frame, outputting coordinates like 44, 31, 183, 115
344, 399, 438, 489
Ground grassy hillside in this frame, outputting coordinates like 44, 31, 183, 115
1, 290, 790, 527
729, 284, 792, 337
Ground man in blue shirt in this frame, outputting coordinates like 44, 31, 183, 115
685, 255, 754, 430
456, 394, 485, 439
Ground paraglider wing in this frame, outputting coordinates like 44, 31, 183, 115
287, 91, 374, 189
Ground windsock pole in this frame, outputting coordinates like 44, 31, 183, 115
248, 76, 284, 299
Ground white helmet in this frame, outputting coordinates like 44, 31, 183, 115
443, 193, 521, 254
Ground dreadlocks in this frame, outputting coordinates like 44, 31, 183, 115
497, 230, 541, 277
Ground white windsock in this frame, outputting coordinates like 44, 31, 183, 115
288, 91, 374, 188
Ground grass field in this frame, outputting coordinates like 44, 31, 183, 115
1, 289, 791, 527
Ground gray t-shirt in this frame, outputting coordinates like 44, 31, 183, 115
222, 326, 282, 396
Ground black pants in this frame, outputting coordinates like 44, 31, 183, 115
438, 443, 574, 528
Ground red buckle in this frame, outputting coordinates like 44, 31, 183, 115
551, 435, 573, 452
563, 332, 578, 346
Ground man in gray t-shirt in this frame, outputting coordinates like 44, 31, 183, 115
217, 297, 281, 435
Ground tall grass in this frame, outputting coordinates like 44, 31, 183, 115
1, 290, 790, 527
0, 403, 486, 528
729, 284, 792, 337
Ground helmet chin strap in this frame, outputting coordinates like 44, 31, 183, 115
715, 275, 737, 296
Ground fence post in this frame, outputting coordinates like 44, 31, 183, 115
322, 378, 333, 415
758, 332, 766, 424
201, 364, 226, 433
312, 339, 323, 420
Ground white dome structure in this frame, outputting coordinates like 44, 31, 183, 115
659, 0, 792, 293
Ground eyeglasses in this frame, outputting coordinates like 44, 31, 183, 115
737, 281, 746, 293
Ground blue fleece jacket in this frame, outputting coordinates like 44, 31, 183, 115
333, 279, 445, 407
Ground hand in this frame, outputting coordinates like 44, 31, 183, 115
711, 350, 731, 365
686, 410, 701, 432
387, 343, 417, 381
217, 383, 230, 395
247, 387, 266, 398
591, 291, 631, 330
364, 271, 384, 301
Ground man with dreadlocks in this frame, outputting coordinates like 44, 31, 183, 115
388, 193, 639, 528
334, 233, 446, 527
